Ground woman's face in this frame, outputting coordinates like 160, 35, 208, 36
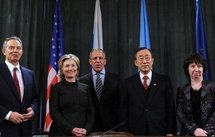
61, 58, 78, 79
188, 62, 203, 80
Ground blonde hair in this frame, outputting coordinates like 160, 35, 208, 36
57, 54, 80, 80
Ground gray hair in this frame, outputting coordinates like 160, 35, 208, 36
89, 48, 106, 59
2, 36, 23, 49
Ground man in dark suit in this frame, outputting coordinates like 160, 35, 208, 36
0, 36, 38, 137
120, 47, 176, 136
79, 49, 120, 133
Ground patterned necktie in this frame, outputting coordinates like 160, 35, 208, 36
96, 73, 103, 100
13, 68, 21, 99
143, 76, 149, 91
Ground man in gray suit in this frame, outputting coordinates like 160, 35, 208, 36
79, 49, 120, 133
120, 47, 176, 136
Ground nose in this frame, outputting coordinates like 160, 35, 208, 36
194, 65, 200, 71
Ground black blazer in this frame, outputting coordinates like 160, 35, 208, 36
120, 72, 176, 136
79, 72, 120, 132
49, 80, 94, 136
0, 63, 38, 137
177, 81, 215, 136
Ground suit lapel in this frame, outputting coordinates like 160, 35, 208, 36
0, 63, 21, 102
147, 73, 159, 104
101, 73, 109, 100
20, 67, 27, 103
201, 82, 208, 98
131, 74, 145, 101
88, 73, 100, 102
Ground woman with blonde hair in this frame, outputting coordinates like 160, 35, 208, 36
49, 54, 94, 136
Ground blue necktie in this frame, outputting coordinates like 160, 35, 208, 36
96, 73, 103, 100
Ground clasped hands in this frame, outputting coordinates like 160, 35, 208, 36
72, 127, 87, 137
9, 107, 34, 124
194, 128, 208, 136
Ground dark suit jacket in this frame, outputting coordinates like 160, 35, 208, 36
177, 81, 215, 136
49, 80, 94, 136
120, 72, 176, 136
79, 72, 120, 132
0, 63, 38, 137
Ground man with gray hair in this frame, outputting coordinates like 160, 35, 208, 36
0, 36, 38, 137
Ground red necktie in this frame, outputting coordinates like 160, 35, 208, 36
143, 76, 149, 91
13, 68, 21, 99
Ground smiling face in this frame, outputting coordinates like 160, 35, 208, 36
61, 58, 79, 81
134, 49, 154, 74
2, 39, 23, 66
188, 62, 203, 80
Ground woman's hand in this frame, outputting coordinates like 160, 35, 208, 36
72, 127, 87, 137
194, 128, 208, 136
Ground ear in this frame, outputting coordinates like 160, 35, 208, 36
103, 58, 107, 65
2, 48, 5, 55
151, 58, 154, 65
134, 60, 138, 66
89, 59, 93, 65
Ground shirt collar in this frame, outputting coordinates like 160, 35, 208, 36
5, 60, 21, 72
139, 70, 152, 80
92, 68, 105, 75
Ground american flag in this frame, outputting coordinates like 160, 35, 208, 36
44, 0, 64, 131
93, 0, 103, 49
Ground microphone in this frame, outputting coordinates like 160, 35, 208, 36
101, 121, 126, 137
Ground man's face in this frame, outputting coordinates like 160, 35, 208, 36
89, 50, 106, 73
134, 49, 154, 74
2, 39, 23, 65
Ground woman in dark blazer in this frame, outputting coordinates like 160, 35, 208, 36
49, 54, 94, 136
177, 53, 215, 136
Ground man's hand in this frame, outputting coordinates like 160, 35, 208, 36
22, 107, 34, 121
9, 112, 24, 124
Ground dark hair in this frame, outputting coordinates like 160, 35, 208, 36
183, 53, 207, 78
134, 47, 153, 60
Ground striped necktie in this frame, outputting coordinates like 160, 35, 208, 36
96, 73, 103, 100
143, 76, 149, 91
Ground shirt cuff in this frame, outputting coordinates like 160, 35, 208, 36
5, 111, 12, 120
